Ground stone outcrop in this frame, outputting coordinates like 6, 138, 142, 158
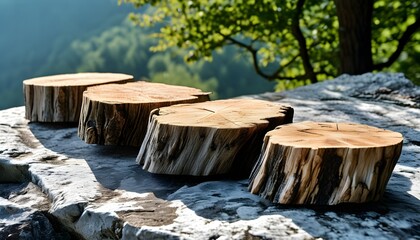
1, 73, 419, 239
0, 183, 74, 239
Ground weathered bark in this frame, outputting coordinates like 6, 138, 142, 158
249, 121, 403, 205
334, 0, 374, 75
137, 99, 294, 177
78, 81, 210, 146
23, 73, 133, 122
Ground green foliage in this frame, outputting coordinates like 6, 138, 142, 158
394, 36, 420, 85
121, 0, 340, 83
1, 1, 274, 110
123, 0, 301, 74
199, 46, 275, 98
47, 21, 273, 99
2, 0, 418, 111
148, 53, 219, 99
372, 1, 418, 60
372, 1, 420, 84
122, 0, 420, 86
70, 21, 153, 78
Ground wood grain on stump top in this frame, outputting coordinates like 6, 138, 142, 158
138, 99, 294, 176
78, 81, 211, 146
82, 81, 211, 104
249, 121, 403, 205
23, 72, 133, 122
23, 73, 133, 87
266, 122, 403, 148
152, 99, 291, 127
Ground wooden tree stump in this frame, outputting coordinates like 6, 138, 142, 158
23, 73, 133, 122
137, 99, 294, 177
78, 81, 211, 146
249, 122, 403, 205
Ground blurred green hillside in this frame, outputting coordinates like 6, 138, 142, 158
0, 0, 274, 110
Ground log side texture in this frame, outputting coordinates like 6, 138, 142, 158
23, 73, 133, 122
137, 99, 294, 177
78, 81, 211, 146
249, 122, 403, 205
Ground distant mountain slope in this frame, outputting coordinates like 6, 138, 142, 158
0, 0, 133, 109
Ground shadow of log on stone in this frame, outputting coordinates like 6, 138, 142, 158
27, 122, 232, 199
164, 172, 419, 240
277, 172, 420, 238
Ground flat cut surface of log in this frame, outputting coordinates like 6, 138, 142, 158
23, 72, 133, 122
78, 81, 211, 146
138, 99, 294, 177
249, 121, 403, 205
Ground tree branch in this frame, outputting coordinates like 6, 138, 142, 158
280, 54, 300, 68
276, 75, 311, 81
373, 16, 420, 70
222, 35, 282, 81
291, 0, 318, 83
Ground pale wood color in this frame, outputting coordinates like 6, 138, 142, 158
23, 73, 133, 122
78, 81, 211, 147
137, 99, 294, 177
249, 121, 403, 205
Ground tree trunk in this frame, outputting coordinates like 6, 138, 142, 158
138, 99, 294, 177
78, 81, 210, 146
23, 73, 133, 122
334, 0, 374, 75
249, 122, 403, 205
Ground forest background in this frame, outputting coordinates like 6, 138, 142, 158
1, 0, 418, 110
0, 0, 274, 110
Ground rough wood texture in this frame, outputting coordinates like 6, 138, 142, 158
78, 81, 211, 146
249, 121, 403, 205
23, 73, 133, 122
137, 99, 294, 177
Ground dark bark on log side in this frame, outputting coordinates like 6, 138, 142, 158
23, 73, 133, 122
78, 81, 211, 146
138, 99, 294, 177
249, 122, 403, 205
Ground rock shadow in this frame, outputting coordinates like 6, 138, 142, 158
167, 172, 419, 238
282, 172, 420, 239
28, 122, 226, 199
27, 118, 419, 238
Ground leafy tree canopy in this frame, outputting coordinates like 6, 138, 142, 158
121, 0, 420, 85
48, 21, 273, 99
147, 52, 219, 98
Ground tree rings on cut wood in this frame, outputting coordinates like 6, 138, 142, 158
78, 81, 211, 146
23, 73, 133, 122
249, 122, 403, 205
137, 99, 294, 177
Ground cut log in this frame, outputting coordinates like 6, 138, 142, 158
249, 122, 403, 205
23, 73, 133, 122
137, 99, 294, 177
78, 81, 211, 146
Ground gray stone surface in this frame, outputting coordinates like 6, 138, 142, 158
0, 182, 74, 239
0, 72, 419, 239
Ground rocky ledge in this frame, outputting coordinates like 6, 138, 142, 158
1, 73, 419, 239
